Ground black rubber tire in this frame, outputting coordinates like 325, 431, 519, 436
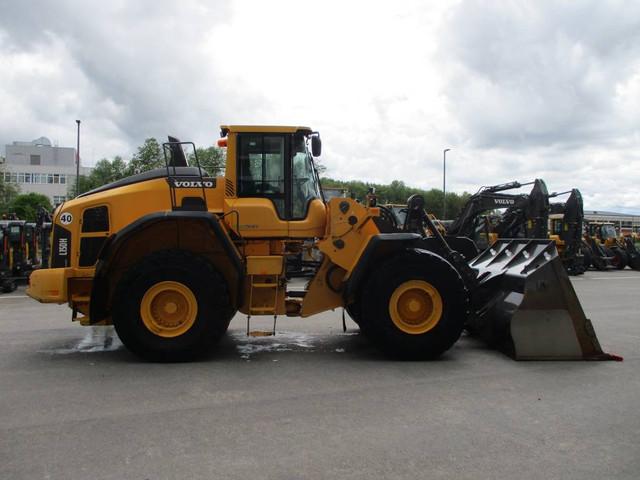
112, 249, 235, 361
592, 246, 609, 271
359, 249, 469, 359
2, 280, 17, 293
345, 303, 361, 327
582, 247, 592, 270
611, 247, 628, 270
629, 254, 640, 271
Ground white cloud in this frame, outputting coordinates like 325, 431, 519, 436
0, 0, 638, 212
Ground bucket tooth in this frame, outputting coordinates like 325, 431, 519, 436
467, 239, 620, 361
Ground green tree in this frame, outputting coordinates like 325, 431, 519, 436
320, 176, 471, 219
190, 146, 225, 176
90, 156, 128, 185
0, 167, 20, 214
68, 174, 99, 198
67, 155, 131, 198
128, 138, 163, 175
9, 193, 52, 221
111, 155, 128, 179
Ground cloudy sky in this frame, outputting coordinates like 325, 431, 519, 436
1, 0, 639, 212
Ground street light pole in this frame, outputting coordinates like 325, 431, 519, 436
75, 120, 81, 197
443, 148, 450, 219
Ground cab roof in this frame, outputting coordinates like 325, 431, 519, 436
220, 125, 313, 136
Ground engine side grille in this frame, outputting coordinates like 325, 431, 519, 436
79, 237, 108, 266
82, 206, 109, 233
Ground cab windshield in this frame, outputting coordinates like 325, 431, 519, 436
291, 134, 322, 219
601, 225, 617, 240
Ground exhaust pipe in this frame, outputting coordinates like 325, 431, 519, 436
467, 239, 621, 360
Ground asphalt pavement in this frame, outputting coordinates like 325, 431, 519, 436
1, 270, 639, 479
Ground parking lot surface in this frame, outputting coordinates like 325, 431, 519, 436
1, 270, 639, 479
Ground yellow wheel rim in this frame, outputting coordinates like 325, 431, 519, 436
140, 281, 198, 338
389, 280, 443, 334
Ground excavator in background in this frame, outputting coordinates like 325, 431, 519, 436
446, 180, 549, 248
26, 125, 617, 362
548, 189, 587, 275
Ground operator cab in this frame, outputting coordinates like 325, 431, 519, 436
589, 223, 617, 242
236, 130, 323, 220
222, 126, 327, 238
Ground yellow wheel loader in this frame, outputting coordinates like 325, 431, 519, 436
27, 126, 617, 361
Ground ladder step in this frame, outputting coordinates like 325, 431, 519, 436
250, 307, 276, 313
248, 331, 275, 337
286, 290, 307, 298
252, 283, 278, 288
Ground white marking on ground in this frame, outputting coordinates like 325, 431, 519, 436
0, 295, 29, 299
41, 327, 123, 354
588, 276, 640, 280
231, 331, 316, 359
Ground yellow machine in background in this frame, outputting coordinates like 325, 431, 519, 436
27, 126, 616, 362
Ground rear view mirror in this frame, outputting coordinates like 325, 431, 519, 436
311, 134, 321, 157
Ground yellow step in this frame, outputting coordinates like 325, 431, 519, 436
250, 307, 276, 313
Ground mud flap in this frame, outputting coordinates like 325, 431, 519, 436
467, 239, 620, 360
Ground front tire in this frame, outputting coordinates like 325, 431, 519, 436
359, 250, 469, 359
611, 247, 628, 270
113, 250, 234, 361
2, 280, 17, 293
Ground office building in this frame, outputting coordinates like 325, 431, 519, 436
2, 137, 91, 206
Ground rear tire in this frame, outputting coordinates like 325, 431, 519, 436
359, 250, 469, 359
113, 249, 234, 361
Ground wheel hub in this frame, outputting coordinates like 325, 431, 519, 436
389, 280, 443, 334
140, 281, 198, 337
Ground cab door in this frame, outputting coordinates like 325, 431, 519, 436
224, 134, 290, 237
223, 132, 326, 239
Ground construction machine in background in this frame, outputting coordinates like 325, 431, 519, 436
583, 221, 640, 271
446, 179, 550, 250
584, 222, 628, 270
0, 219, 36, 289
0, 209, 53, 293
548, 189, 587, 275
444, 180, 592, 276
0, 224, 17, 292
621, 235, 640, 270
35, 207, 53, 269
26, 125, 617, 362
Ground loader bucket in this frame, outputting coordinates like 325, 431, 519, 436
467, 239, 619, 360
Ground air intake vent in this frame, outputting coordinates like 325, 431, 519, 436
225, 178, 235, 197
82, 206, 109, 232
